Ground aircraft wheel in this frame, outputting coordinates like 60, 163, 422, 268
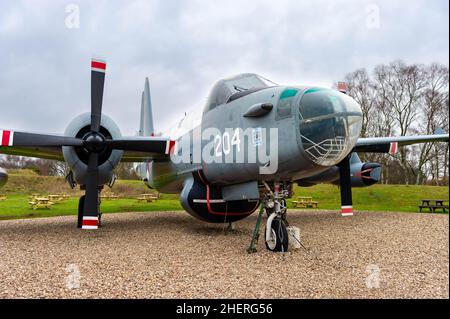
265, 219, 289, 252
77, 195, 85, 228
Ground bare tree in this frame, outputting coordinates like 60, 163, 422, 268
414, 64, 449, 184
341, 60, 449, 185
48, 161, 70, 177
0, 156, 69, 176
372, 61, 427, 184
344, 68, 377, 138
115, 162, 139, 180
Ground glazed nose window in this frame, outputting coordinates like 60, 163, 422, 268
298, 88, 362, 166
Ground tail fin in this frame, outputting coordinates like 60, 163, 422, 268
139, 92, 145, 136
138, 77, 155, 136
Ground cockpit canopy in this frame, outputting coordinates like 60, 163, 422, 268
204, 73, 275, 113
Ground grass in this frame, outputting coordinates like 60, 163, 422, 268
288, 184, 449, 213
0, 169, 448, 219
0, 169, 182, 220
0, 195, 182, 220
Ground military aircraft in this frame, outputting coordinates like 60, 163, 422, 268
0, 59, 448, 251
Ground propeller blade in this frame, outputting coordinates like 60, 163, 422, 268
0, 130, 83, 147
90, 59, 106, 132
105, 137, 175, 154
338, 155, 353, 216
81, 153, 100, 229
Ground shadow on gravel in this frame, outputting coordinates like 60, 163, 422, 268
187, 226, 249, 237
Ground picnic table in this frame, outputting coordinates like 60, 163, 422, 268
137, 193, 159, 203
29, 197, 54, 210
100, 193, 119, 200
48, 194, 64, 202
292, 196, 319, 208
28, 194, 41, 202
419, 199, 449, 213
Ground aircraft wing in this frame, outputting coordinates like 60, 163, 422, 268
0, 145, 65, 161
0, 145, 173, 162
353, 133, 449, 154
0, 129, 175, 162
111, 136, 176, 162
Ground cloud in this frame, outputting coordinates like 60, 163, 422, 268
0, 0, 448, 135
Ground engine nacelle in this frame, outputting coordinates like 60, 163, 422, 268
180, 172, 259, 223
0, 167, 7, 188
349, 162, 382, 187
62, 113, 123, 186
297, 161, 382, 188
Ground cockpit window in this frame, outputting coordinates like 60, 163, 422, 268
298, 88, 363, 166
276, 88, 299, 120
299, 88, 361, 120
203, 73, 272, 113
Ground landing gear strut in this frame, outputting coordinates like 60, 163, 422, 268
77, 195, 85, 228
247, 182, 290, 253
77, 190, 102, 229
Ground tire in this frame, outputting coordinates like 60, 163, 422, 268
265, 219, 289, 252
77, 195, 85, 228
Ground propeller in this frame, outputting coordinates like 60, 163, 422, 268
90, 59, 106, 132
82, 152, 100, 229
79, 59, 107, 229
0, 131, 83, 147
338, 154, 353, 216
105, 137, 175, 153
1, 58, 175, 229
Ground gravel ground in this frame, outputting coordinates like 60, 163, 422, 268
0, 210, 448, 299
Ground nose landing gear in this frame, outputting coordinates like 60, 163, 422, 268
265, 218, 289, 252
247, 182, 291, 253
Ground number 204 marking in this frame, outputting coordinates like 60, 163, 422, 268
214, 129, 241, 157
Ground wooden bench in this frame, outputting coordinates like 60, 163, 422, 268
100, 193, 119, 200
29, 197, 54, 210
292, 196, 319, 208
0, 194, 7, 201
419, 199, 449, 213
48, 194, 64, 203
309, 201, 319, 208
137, 194, 159, 203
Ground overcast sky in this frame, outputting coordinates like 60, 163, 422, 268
0, 0, 448, 135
